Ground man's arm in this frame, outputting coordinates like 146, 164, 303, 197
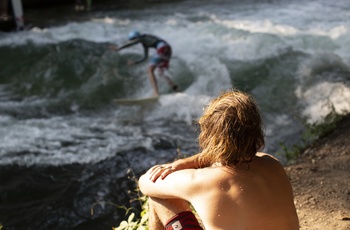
148, 153, 207, 182
132, 44, 148, 64
139, 168, 199, 200
108, 39, 138, 52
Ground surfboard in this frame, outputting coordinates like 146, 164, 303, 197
113, 96, 159, 105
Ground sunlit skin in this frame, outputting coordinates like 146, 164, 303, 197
138, 90, 300, 230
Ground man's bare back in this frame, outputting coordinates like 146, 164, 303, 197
189, 153, 299, 229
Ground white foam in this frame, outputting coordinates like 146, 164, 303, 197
145, 93, 212, 125
296, 82, 350, 123
0, 115, 156, 166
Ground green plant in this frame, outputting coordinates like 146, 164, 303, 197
90, 167, 149, 230
90, 201, 134, 216
279, 143, 302, 163
113, 196, 149, 230
112, 167, 149, 230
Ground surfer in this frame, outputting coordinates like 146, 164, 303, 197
109, 31, 178, 96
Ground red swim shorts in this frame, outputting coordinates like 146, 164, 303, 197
150, 42, 172, 69
165, 211, 203, 230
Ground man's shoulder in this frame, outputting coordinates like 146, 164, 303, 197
256, 152, 270, 157
256, 152, 280, 162
192, 165, 237, 181
253, 152, 286, 174
187, 166, 224, 180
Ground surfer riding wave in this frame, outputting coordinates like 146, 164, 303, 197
109, 31, 179, 96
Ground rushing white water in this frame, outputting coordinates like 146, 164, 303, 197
0, 0, 349, 166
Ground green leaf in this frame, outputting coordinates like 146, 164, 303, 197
140, 212, 149, 225
128, 213, 135, 223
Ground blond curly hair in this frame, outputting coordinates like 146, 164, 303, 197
198, 89, 265, 166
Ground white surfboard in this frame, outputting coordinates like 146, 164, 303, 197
113, 96, 159, 106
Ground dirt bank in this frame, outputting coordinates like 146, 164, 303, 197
285, 115, 350, 230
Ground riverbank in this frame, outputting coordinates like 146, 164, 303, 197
113, 114, 350, 230
285, 114, 350, 230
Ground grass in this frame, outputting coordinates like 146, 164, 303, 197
112, 196, 149, 230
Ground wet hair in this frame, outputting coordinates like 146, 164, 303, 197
198, 89, 265, 166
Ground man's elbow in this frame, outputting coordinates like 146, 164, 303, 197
138, 175, 149, 196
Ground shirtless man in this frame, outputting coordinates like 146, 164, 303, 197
138, 89, 299, 230
110, 31, 178, 96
